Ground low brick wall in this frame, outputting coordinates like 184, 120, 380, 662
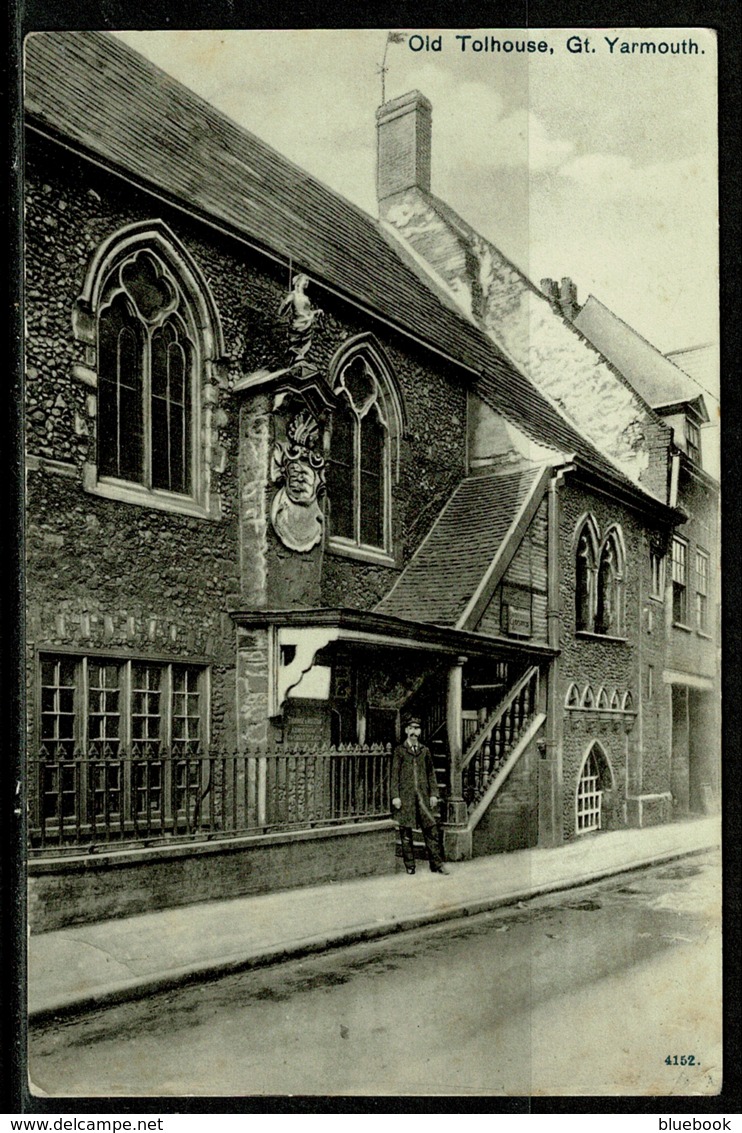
28, 821, 397, 934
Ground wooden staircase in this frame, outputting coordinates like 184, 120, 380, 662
461, 665, 545, 839
400, 663, 545, 857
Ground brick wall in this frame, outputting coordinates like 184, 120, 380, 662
28, 821, 396, 933
472, 742, 539, 856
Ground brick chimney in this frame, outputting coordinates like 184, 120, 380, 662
540, 277, 581, 322
376, 91, 432, 208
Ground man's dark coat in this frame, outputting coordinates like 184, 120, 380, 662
391, 741, 440, 827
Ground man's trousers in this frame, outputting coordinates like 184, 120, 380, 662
398, 809, 445, 873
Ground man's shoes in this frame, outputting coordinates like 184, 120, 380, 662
405, 866, 416, 875
434, 865, 450, 875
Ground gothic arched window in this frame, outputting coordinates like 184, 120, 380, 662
575, 517, 599, 632
595, 529, 625, 636
73, 221, 225, 520
98, 249, 195, 495
327, 343, 404, 558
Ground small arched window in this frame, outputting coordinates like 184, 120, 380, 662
327, 340, 404, 558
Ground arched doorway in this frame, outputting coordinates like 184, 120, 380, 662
576, 742, 614, 834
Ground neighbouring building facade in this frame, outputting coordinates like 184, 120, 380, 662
23, 34, 718, 933
569, 299, 720, 819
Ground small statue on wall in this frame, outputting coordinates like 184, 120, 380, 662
278, 273, 324, 364
271, 409, 326, 552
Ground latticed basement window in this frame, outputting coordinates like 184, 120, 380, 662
88, 661, 122, 748
132, 664, 163, 745
172, 666, 202, 749
40, 656, 77, 756
576, 747, 603, 833
38, 654, 207, 754
36, 654, 208, 831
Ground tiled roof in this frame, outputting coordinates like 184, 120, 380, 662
376, 465, 546, 627
574, 296, 704, 410
24, 32, 650, 499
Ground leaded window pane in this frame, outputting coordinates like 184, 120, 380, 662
172, 667, 201, 750
132, 665, 162, 746
40, 657, 77, 754
151, 320, 192, 494
360, 411, 383, 547
672, 538, 688, 623
330, 358, 390, 550
576, 534, 592, 631
98, 295, 144, 482
88, 662, 122, 748
327, 407, 354, 540
97, 251, 196, 497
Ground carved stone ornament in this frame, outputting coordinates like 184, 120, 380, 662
270, 409, 326, 552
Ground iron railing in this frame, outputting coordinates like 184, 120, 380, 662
28, 743, 392, 852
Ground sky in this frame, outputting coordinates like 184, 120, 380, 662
115, 28, 718, 389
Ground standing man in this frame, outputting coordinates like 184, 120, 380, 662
391, 717, 449, 875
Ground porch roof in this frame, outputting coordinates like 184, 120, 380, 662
229, 607, 557, 661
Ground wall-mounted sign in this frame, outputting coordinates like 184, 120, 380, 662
506, 604, 532, 638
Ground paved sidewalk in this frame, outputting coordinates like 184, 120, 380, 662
28, 815, 720, 1022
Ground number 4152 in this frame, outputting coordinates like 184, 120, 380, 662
665, 1055, 696, 1066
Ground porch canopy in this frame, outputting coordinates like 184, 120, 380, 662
230, 606, 556, 717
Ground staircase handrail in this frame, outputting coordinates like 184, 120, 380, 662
467, 712, 547, 831
461, 664, 540, 772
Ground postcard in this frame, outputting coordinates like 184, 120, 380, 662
20, 27, 720, 1101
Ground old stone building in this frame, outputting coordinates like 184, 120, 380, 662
24, 33, 715, 931
569, 299, 720, 818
